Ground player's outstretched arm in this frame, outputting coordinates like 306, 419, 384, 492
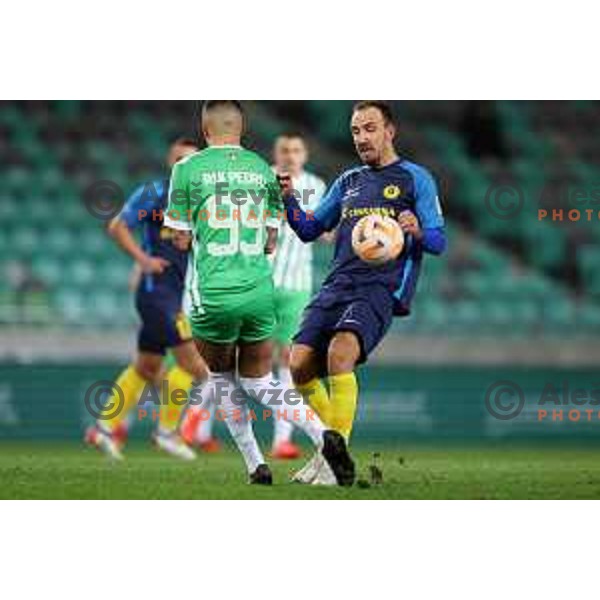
282, 193, 325, 242
280, 172, 343, 243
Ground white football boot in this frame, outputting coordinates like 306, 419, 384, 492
311, 458, 337, 486
153, 429, 197, 461
87, 425, 124, 461
292, 453, 322, 484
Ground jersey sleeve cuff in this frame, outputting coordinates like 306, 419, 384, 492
164, 214, 192, 231
265, 218, 281, 229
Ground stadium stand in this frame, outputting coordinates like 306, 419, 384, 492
1, 100, 599, 337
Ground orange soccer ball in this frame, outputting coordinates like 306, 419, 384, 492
351, 214, 404, 266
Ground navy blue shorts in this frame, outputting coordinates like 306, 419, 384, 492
293, 282, 394, 364
135, 290, 191, 355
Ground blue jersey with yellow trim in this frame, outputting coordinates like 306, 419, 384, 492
313, 158, 445, 315
117, 178, 188, 297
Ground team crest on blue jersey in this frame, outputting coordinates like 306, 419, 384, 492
383, 184, 401, 200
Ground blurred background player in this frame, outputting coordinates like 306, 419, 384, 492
127, 262, 221, 452
282, 101, 447, 484
85, 137, 210, 460
167, 101, 353, 485
270, 133, 326, 459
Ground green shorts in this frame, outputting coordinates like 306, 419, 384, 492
190, 278, 275, 344
273, 288, 311, 345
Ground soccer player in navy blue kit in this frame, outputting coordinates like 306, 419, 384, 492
86, 138, 210, 461
283, 101, 447, 485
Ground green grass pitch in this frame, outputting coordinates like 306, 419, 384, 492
2, 442, 600, 499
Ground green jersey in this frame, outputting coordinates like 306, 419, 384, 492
165, 145, 282, 307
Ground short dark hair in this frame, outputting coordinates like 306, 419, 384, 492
202, 100, 244, 116
353, 100, 395, 126
277, 131, 307, 143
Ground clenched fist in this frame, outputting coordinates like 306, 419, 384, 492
277, 172, 294, 199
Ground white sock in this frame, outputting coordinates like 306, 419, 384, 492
273, 367, 294, 446
239, 373, 325, 448
215, 372, 265, 473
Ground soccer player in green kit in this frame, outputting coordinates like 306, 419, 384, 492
270, 133, 327, 460
165, 101, 354, 485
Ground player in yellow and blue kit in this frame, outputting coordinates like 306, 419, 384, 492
85, 138, 210, 461
283, 101, 447, 485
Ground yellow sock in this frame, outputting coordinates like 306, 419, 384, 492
103, 365, 148, 430
296, 378, 332, 426
159, 365, 194, 432
328, 372, 358, 440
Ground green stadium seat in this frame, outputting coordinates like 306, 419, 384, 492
414, 299, 448, 331
512, 299, 540, 329
462, 272, 489, 299
39, 167, 67, 197
577, 302, 600, 330
478, 212, 513, 239
0, 104, 23, 126
520, 275, 553, 297
19, 138, 48, 167
94, 292, 124, 324
31, 258, 62, 287
59, 201, 88, 228
543, 297, 575, 330
44, 229, 75, 257
54, 289, 86, 325
452, 300, 483, 330
54, 100, 82, 118
308, 101, 351, 145
577, 246, 600, 297
475, 244, 508, 271
87, 141, 127, 170
483, 300, 513, 331
5, 166, 30, 195
513, 160, 546, 187
67, 260, 95, 287
12, 227, 37, 257
525, 225, 567, 271
0, 195, 18, 221
21, 198, 54, 228
0, 291, 19, 323
92, 255, 131, 290
76, 229, 110, 256
20, 291, 52, 325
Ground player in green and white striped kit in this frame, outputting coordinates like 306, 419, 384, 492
271, 133, 327, 459
165, 102, 353, 485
